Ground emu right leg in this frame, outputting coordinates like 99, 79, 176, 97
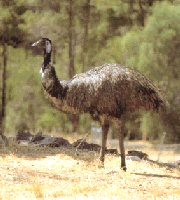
115, 120, 126, 171
119, 133, 126, 171
100, 123, 109, 164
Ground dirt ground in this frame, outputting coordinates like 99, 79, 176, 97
0, 141, 180, 199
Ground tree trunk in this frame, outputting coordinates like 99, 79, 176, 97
68, 0, 79, 132
0, 38, 8, 145
29, 92, 35, 132
68, 0, 75, 79
82, 0, 91, 72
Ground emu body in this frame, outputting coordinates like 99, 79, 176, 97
32, 38, 168, 171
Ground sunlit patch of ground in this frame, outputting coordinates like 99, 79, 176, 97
0, 140, 179, 199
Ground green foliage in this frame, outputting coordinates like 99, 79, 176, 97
37, 112, 61, 132
120, 2, 180, 141
97, 36, 123, 65
0, 0, 180, 142
0, 0, 28, 46
140, 111, 164, 142
121, 29, 141, 68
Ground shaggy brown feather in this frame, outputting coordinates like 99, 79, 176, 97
42, 63, 168, 118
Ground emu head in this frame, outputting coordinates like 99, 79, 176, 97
32, 38, 52, 53
32, 38, 52, 76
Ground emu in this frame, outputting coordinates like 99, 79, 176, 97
32, 38, 168, 171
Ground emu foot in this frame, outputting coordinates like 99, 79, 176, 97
98, 157, 105, 168
121, 166, 127, 172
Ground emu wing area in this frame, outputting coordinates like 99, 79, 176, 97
65, 64, 167, 118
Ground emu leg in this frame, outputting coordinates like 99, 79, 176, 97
119, 133, 126, 171
115, 120, 126, 171
100, 123, 109, 164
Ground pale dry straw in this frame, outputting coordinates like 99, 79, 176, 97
0, 141, 179, 199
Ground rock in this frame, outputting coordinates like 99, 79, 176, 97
16, 131, 33, 142
89, 143, 101, 151
105, 148, 118, 154
72, 138, 86, 148
39, 136, 56, 146
39, 136, 71, 147
72, 139, 101, 151
72, 139, 117, 153
50, 137, 71, 147
127, 150, 148, 160
72, 140, 91, 149
31, 132, 45, 143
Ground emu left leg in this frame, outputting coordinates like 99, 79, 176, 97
100, 123, 109, 164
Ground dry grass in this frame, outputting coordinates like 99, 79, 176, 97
0, 140, 180, 199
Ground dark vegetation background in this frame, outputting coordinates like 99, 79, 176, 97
0, 0, 179, 142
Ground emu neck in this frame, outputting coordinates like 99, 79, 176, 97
41, 62, 68, 100
41, 44, 68, 102
43, 48, 51, 69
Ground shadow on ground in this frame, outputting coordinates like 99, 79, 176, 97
0, 140, 100, 163
132, 173, 180, 180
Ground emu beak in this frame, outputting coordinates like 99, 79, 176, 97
32, 39, 42, 47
